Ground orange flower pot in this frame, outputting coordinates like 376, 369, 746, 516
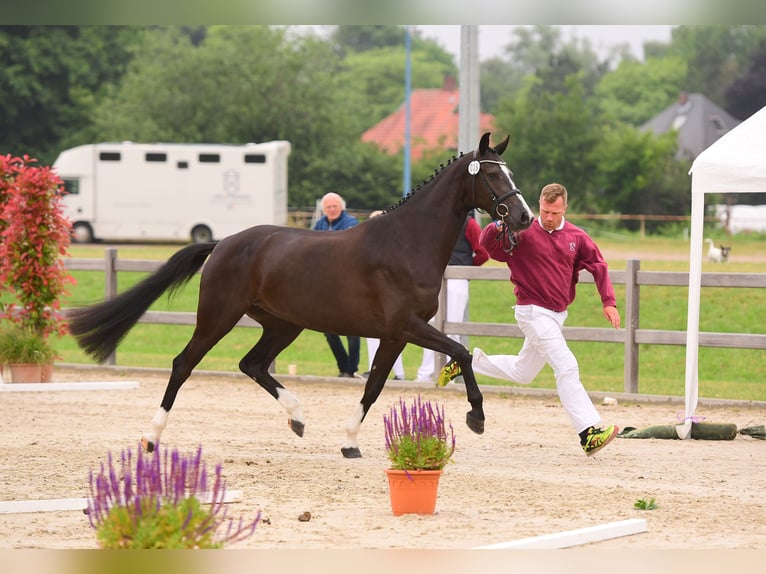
8, 363, 42, 384
40, 362, 53, 383
384, 469, 443, 516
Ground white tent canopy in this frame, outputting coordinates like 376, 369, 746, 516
682, 105, 766, 438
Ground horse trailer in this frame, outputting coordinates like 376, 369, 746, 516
53, 140, 291, 243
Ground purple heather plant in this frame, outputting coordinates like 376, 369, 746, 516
383, 395, 456, 471
86, 444, 259, 549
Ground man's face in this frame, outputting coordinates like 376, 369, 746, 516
539, 196, 566, 231
322, 196, 343, 222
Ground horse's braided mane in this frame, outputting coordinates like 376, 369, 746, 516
380, 152, 464, 214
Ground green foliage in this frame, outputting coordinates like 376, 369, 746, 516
0, 25, 141, 164
5, 24, 766, 222
389, 436, 452, 472
299, 141, 403, 210
0, 324, 57, 364
97, 496, 222, 549
336, 45, 457, 135
592, 124, 691, 219
595, 56, 688, 126
494, 73, 601, 211
726, 37, 766, 120
332, 25, 407, 54
669, 25, 766, 107
634, 497, 658, 510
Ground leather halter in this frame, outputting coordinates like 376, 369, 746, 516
468, 154, 523, 253
467, 156, 522, 221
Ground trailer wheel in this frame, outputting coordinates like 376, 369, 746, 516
191, 225, 213, 244
72, 222, 94, 243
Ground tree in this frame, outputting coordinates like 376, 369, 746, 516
331, 25, 407, 54
593, 125, 691, 225
493, 73, 601, 212
0, 26, 141, 165
726, 37, 766, 120
595, 56, 687, 126
336, 46, 457, 135
479, 57, 525, 113
669, 25, 766, 108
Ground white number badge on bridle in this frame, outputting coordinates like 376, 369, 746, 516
468, 160, 480, 175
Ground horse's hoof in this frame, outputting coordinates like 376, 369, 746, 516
289, 419, 305, 437
341, 447, 362, 459
141, 437, 155, 453
466, 411, 485, 435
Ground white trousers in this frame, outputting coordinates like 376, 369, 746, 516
366, 338, 405, 379
472, 304, 601, 433
417, 278, 469, 381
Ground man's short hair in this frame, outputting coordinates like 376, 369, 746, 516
540, 183, 567, 206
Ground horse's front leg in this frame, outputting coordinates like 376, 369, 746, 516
340, 341, 402, 458
407, 320, 486, 434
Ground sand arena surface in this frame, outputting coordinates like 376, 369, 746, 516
0, 366, 764, 550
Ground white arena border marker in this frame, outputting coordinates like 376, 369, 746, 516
476, 518, 647, 549
0, 490, 243, 514
0, 381, 139, 392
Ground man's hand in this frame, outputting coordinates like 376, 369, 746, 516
603, 305, 620, 329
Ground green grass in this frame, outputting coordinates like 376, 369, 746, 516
55, 233, 766, 402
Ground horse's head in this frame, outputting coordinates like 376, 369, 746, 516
468, 132, 534, 235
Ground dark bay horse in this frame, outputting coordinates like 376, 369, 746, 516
68, 132, 534, 458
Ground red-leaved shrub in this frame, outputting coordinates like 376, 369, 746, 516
0, 154, 74, 337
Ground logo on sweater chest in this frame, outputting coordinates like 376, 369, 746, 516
569, 241, 576, 252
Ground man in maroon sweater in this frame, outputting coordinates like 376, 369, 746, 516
438, 183, 621, 456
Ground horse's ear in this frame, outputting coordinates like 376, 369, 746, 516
495, 134, 511, 155
478, 132, 491, 155
494, 135, 510, 156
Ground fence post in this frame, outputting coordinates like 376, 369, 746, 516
623, 259, 640, 393
104, 248, 118, 366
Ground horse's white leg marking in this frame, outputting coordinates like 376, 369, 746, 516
142, 407, 169, 447
342, 402, 365, 451
276, 387, 304, 425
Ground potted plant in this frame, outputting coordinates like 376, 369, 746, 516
86, 444, 260, 548
383, 395, 456, 516
0, 154, 73, 383
0, 324, 58, 383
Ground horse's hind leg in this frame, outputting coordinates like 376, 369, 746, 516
238, 317, 305, 437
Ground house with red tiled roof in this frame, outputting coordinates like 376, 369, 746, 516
361, 76, 496, 161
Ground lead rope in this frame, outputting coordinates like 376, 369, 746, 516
494, 204, 518, 254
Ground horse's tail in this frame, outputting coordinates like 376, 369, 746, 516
68, 242, 217, 363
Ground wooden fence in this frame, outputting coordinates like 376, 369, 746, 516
291, 209, 721, 238
64, 249, 766, 393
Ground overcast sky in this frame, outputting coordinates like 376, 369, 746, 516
417, 25, 674, 61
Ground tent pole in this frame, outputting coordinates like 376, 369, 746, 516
681, 188, 705, 439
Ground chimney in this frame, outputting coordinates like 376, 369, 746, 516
443, 75, 457, 92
